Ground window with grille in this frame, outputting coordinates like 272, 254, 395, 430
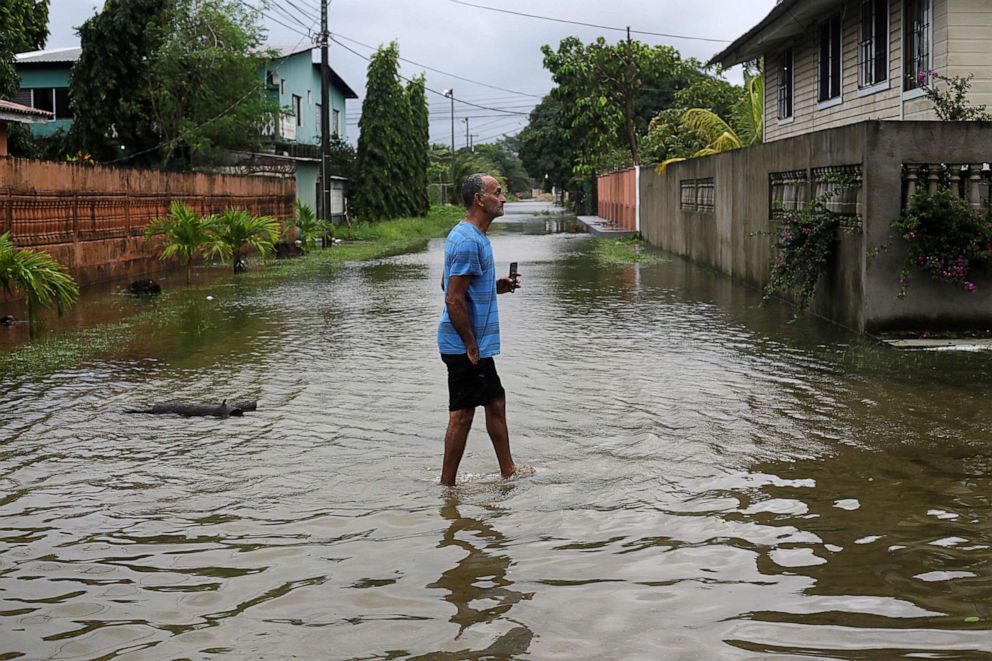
778, 48, 794, 120
680, 178, 715, 213
904, 0, 931, 90
859, 0, 888, 87
818, 14, 843, 102
293, 95, 302, 127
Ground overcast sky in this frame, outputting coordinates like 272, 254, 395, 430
47, 0, 774, 147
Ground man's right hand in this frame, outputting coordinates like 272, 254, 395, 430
466, 344, 480, 365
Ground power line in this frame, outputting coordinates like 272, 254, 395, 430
330, 32, 543, 98
329, 36, 533, 115
449, 0, 732, 43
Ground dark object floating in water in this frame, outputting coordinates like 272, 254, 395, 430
273, 241, 303, 259
126, 399, 257, 418
127, 278, 162, 296
0, 314, 14, 326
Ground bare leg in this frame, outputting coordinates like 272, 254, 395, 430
441, 407, 475, 486
483, 397, 516, 478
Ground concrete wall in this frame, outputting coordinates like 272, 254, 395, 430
639, 120, 992, 333
0, 158, 294, 294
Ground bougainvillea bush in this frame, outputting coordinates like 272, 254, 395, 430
891, 186, 992, 298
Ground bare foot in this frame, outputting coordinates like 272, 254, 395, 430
504, 465, 536, 479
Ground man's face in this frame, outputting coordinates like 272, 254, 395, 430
477, 176, 506, 219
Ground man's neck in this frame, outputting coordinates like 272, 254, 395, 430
463, 210, 493, 234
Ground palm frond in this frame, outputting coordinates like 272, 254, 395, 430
680, 109, 735, 143
656, 157, 687, 174
0, 232, 79, 321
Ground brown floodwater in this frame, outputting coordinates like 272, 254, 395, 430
2, 202, 992, 659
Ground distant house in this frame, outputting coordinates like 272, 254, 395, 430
711, 0, 992, 142
0, 100, 53, 156
13, 44, 358, 217
11, 47, 75, 138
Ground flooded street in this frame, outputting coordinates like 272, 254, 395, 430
2, 201, 992, 659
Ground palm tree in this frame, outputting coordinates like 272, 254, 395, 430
294, 201, 329, 253
0, 232, 80, 324
656, 72, 764, 174
145, 201, 221, 285
209, 208, 281, 273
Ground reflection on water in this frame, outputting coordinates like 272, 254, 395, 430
2, 202, 992, 659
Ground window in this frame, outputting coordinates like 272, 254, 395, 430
281, 79, 286, 95
818, 14, 843, 102
680, 178, 715, 213
778, 48, 794, 120
904, 0, 931, 90
292, 94, 302, 127
332, 108, 340, 137
34, 88, 54, 113
859, 0, 889, 87
16, 87, 73, 120
55, 89, 72, 119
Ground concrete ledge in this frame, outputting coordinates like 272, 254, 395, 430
577, 215, 638, 238
882, 338, 992, 351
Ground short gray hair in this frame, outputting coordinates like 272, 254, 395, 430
461, 173, 488, 208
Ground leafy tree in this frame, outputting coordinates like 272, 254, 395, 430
145, 201, 222, 285
517, 92, 575, 193
353, 42, 410, 221
70, 0, 174, 162
147, 0, 278, 166
0, 0, 50, 99
474, 137, 532, 195
209, 208, 280, 274
449, 148, 504, 196
0, 231, 79, 325
404, 75, 431, 216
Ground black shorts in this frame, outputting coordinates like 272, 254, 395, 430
441, 353, 506, 411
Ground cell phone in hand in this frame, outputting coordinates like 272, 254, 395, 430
509, 262, 519, 292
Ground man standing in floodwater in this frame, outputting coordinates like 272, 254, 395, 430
437, 173, 521, 486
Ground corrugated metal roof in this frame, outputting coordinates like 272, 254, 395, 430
0, 99, 54, 121
709, 0, 840, 67
15, 47, 82, 64
266, 44, 316, 59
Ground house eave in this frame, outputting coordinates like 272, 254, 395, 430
709, 0, 843, 67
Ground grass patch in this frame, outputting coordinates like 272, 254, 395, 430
594, 237, 668, 265
0, 205, 466, 377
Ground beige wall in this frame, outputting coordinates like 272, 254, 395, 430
765, 0, 960, 140
946, 0, 992, 112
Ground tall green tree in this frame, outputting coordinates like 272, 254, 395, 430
0, 0, 50, 99
353, 42, 412, 221
147, 0, 277, 166
474, 137, 532, 195
517, 92, 575, 193
70, 0, 174, 162
405, 75, 431, 216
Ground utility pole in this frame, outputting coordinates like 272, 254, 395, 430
443, 89, 454, 154
319, 0, 331, 221
463, 117, 469, 151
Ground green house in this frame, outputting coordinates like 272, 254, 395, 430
13, 44, 358, 218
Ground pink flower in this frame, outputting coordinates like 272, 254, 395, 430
965, 281, 977, 292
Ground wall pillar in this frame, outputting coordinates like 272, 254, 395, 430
0, 122, 8, 157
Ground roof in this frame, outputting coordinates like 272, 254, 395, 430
15, 47, 81, 64
710, 0, 841, 67
266, 43, 317, 59
312, 63, 358, 99
0, 99, 53, 123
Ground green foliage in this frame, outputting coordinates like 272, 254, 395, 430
294, 201, 329, 253
147, 0, 278, 165
764, 184, 850, 314
917, 71, 992, 121
643, 70, 761, 169
0, 231, 79, 324
517, 92, 576, 193
473, 137, 533, 194
891, 186, 992, 297
0, 0, 50, 98
208, 208, 281, 273
404, 75, 431, 216
145, 201, 222, 285
353, 42, 429, 221
537, 35, 730, 174
70, 0, 174, 162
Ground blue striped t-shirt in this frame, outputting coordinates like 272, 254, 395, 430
438, 221, 500, 357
